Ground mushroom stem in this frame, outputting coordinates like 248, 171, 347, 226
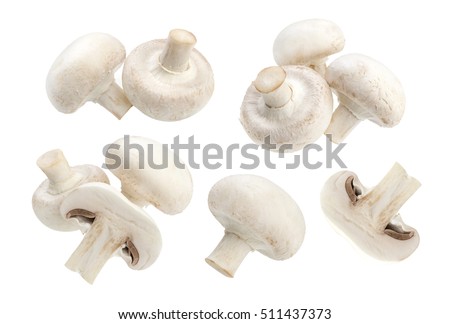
65, 217, 125, 284
357, 163, 421, 232
254, 66, 292, 108
36, 149, 83, 193
309, 58, 327, 77
159, 29, 197, 73
97, 81, 132, 119
325, 103, 361, 143
205, 232, 253, 278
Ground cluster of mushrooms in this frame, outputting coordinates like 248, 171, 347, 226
33, 19, 421, 284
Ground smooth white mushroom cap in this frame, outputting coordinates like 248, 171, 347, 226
32, 149, 109, 232
321, 166, 420, 261
61, 183, 162, 271
240, 65, 332, 151
122, 29, 214, 121
105, 136, 193, 214
208, 175, 305, 260
326, 53, 405, 127
46, 33, 129, 117
273, 19, 345, 69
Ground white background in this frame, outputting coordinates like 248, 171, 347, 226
1, 0, 448, 322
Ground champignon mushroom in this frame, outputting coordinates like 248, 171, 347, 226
324, 53, 406, 143
240, 65, 333, 151
273, 19, 345, 76
122, 29, 214, 121
104, 136, 193, 214
32, 149, 109, 232
320, 163, 421, 261
206, 174, 305, 277
61, 182, 162, 284
46, 33, 131, 119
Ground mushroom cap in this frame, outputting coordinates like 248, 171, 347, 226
273, 19, 345, 66
325, 53, 406, 127
321, 170, 419, 261
60, 182, 162, 270
46, 33, 126, 113
32, 164, 109, 231
240, 65, 333, 151
208, 175, 305, 260
122, 37, 214, 121
105, 136, 193, 214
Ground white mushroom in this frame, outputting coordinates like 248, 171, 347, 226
122, 29, 214, 121
61, 182, 162, 284
273, 19, 345, 76
32, 149, 109, 232
206, 174, 305, 277
240, 65, 333, 151
46, 33, 131, 119
104, 136, 193, 214
321, 163, 421, 261
325, 53, 406, 143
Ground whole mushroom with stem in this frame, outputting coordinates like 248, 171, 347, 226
104, 135, 193, 214
240, 65, 333, 151
321, 163, 421, 261
122, 29, 214, 121
32, 149, 109, 232
206, 174, 305, 277
61, 183, 162, 284
324, 54, 406, 143
273, 19, 345, 76
46, 33, 131, 119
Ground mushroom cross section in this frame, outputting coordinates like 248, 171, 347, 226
320, 163, 421, 261
46, 33, 131, 119
324, 53, 406, 143
32, 149, 109, 232
240, 65, 333, 152
104, 136, 193, 214
61, 182, 162, 284
122, 29, 214, 121
206, 174, 305, 277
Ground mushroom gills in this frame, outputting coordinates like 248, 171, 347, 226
384, 214, 414, 241
67, 209, 96, 227
344, 176, 362, 203
122, 240, 139, 266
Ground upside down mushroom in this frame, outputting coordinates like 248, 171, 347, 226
32, 149, 109, 232
122, 29, 214, 121
240, 65, 332, 151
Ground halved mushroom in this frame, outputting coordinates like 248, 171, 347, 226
273, 19, 345, 76
61, 182, 162, 284
321, 163, 421, 261
324, 53, 406, 143
122, 29, 214, 121
206, 174, 305, 277
32, 149, 109, 232
46, 33, 131, 119
240, 65, 333, 151
104, 136, 193, 214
